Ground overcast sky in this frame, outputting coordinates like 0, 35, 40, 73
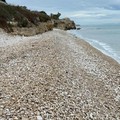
7, 0, 120, 25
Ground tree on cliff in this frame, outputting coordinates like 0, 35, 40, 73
50, 12, 61, 20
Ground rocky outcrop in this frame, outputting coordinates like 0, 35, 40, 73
52, 18, 76, 30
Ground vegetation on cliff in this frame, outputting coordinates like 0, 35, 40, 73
0, 3, 52, 32
0, 2, 76, 35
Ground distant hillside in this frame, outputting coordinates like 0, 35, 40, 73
0, 2, 76, 35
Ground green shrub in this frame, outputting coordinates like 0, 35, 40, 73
0, 18, 13, 32
39, 11, 50, 22
18, 18, 28, 27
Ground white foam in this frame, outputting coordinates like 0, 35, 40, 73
68, 30, 120, 63
89, 39, 120, 63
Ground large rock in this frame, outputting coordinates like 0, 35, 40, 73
52, 18, 76, 30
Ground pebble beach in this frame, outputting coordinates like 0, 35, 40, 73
0, 29, 120, 119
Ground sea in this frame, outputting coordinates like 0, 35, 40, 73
69, 24, 120, 63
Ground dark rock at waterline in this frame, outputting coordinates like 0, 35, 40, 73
76, 24, 81, 30
77, 28, 81, 30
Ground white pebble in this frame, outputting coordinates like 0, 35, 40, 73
37, 116, 43, 120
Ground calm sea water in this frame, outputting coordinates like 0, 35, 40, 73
69, 24, 120, 63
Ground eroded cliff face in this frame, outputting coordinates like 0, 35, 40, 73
6, 18, 76, 36
11, 22, 53, 36
10, 17, 76, 36
11, 18, 76, 36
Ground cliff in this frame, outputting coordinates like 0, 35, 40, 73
0, 3, 76, 36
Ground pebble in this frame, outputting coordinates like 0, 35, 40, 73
22, 117, 29, 120
0, 109, 2, 116
0, 29, 120, 119
14, 116, 19, 120
37, 116, 43, 120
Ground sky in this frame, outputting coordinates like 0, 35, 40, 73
7, 0, 120, 25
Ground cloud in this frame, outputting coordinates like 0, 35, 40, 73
107, 5, 120, 10
7, 0, 120, 25
7, 0, 120, 12
62, 7, 120, 25
64, 7, 120, 18
69, 12, 106, 18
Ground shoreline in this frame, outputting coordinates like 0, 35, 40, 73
0, 29, 120, 119
1, 27, 120, 65
1, 28, 119, 65
68, 30, 120, 64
